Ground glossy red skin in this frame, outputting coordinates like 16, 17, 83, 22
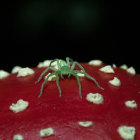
0, 63, 140, 140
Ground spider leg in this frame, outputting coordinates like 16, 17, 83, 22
35, 67, 57, 84
55, 73, 62, 97
60, 73, 64, 79
71, 61, 86, 73
66, 57, 73, 78
49, 59, 59, 67
68, 74, 71, 78
66, 57, 73, 68
49, 59, 61, 69
69, 58, 74, 63
74, 70, 104, 90
71, 72, 82, 99
38, 72, 57, 98
66, 57, 70, 68
56, 59, 61, 70
69, 61, 85, 78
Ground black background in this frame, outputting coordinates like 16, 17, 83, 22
0, 0, 139, 73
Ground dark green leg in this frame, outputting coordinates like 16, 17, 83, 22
49, 59, 59, 67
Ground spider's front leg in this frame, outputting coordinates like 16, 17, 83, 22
71, 72, 82, 99
35, 67, 57, 84
68, 61, 85, 78
71, 61, 86, 72
38, 72, 57, 98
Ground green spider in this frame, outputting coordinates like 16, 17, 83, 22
35, 57, 104, 98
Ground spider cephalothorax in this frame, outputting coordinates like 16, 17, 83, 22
36, 57, 104, 98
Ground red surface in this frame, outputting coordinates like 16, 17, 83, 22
0, 63, 140, 140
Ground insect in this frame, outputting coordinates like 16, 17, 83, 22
35, 57, 104, 98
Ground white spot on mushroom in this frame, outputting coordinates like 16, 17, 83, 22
78, 121, 93, 127
13, 134, 23, 140
88, 60, 103, 66
126, 67, 136, 75
109, 77, 121, 86
120, 64, 128, 70
112, 64, 117, 68
99, 65, 115, 73
44, 73, 56, 81
77, 70, 85, 77
118, 125, 136, 140
0, 70, 10, 79
77, 73, 85, 77
9, 99, 29, 113
125, 100, 138, 108
40, 128, 54, 137
11, 66, 22, 74
120, 65, 136, 75
37, 60, 51, 68
17, 67, 34, 77
86, 93, 104, 104
37, 60, 57, 68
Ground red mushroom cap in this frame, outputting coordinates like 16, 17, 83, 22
0, 62, 140, 140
